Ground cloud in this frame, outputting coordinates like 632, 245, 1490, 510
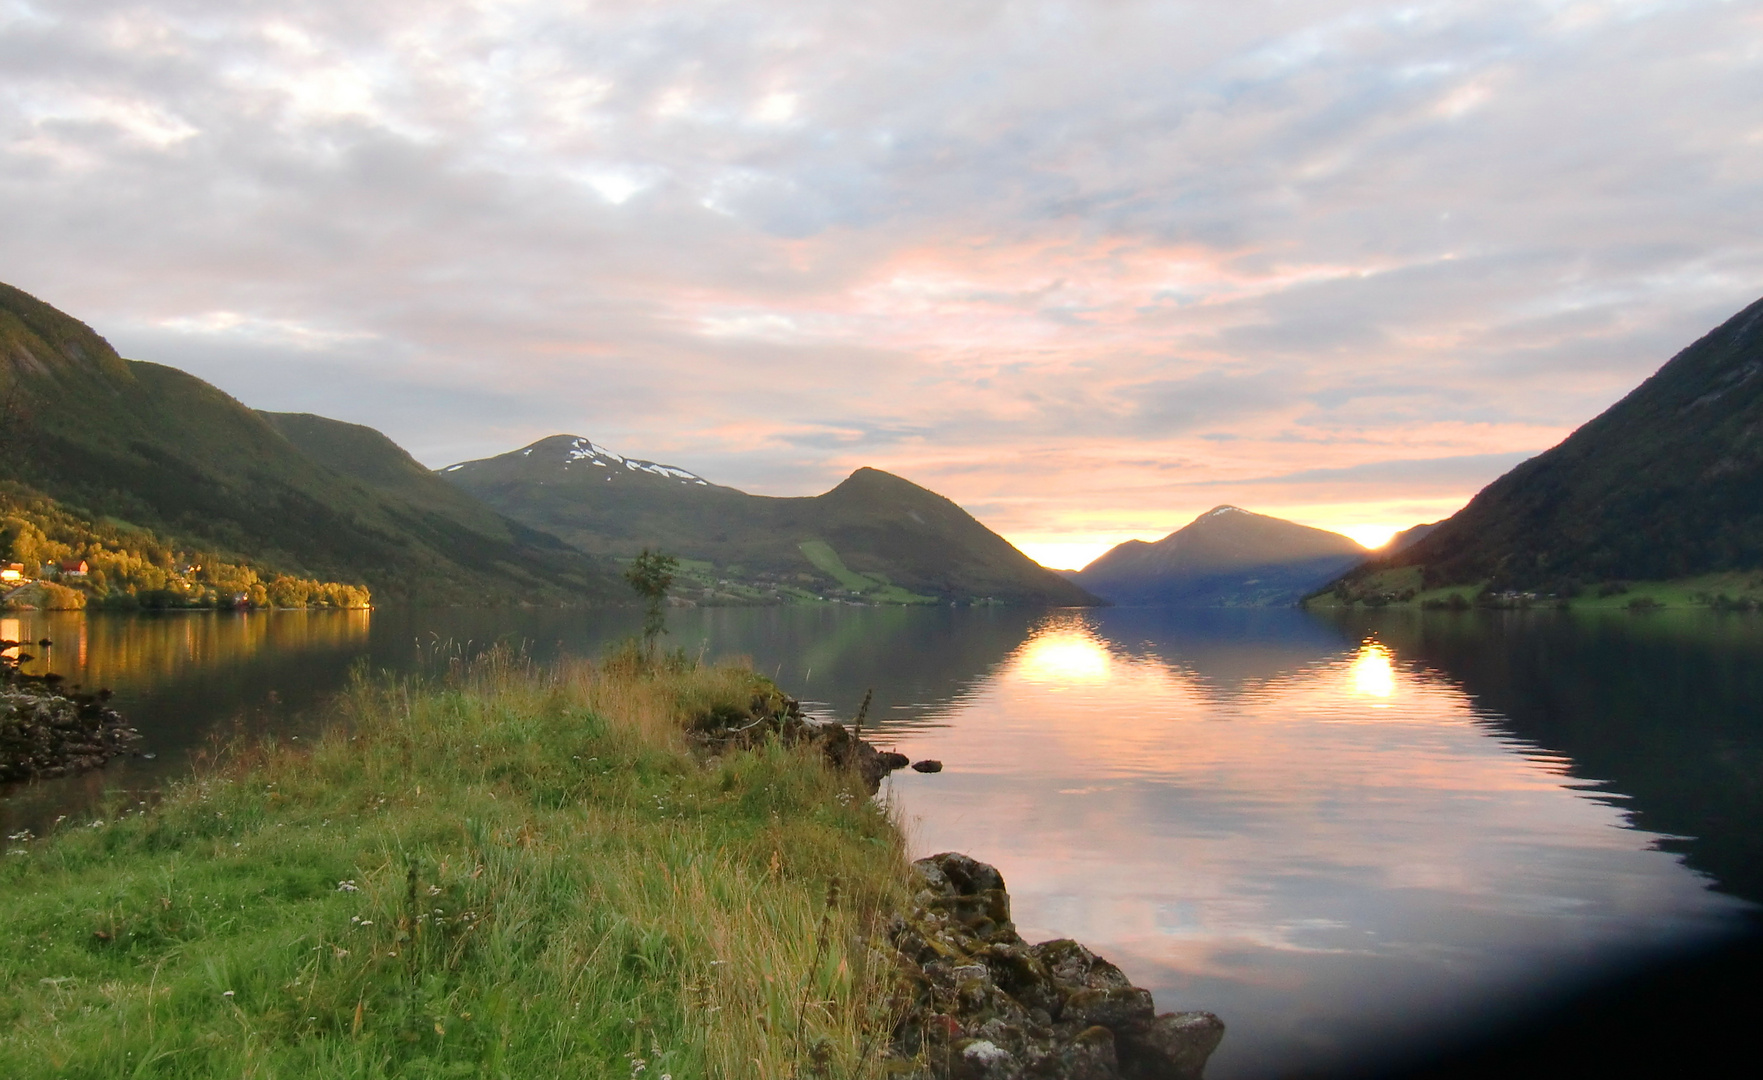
1, 0, 1759, 553
1209, 451, 1539, 495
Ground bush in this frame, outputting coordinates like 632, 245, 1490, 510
36, 581, 84, 610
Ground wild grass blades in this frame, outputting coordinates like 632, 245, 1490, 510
851, 690, 872, 743
0, 646, 912, 1079
790, 877, 840, 1079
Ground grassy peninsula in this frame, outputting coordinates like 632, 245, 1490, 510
0, 650, 909, 1078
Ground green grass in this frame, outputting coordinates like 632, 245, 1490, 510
1567, 572, 1763, 611
798, 541, 884, 593
0, 650, 911, 1078
1309, 568, 1763, 612
797, 542, 936, 605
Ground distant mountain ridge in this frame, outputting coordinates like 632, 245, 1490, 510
1075, 506, 1366, 607
0, 282, 622, 604
443, 436, 1096, 606
1357, 294, 1763, 591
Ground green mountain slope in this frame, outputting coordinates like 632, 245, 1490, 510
1363, 294, 1763, 592
0, 282, 620, 605
1075, 506, 1367, 607
442, 435, 1096, 605
1383, 521, 1440, 554
258, 411, 602, 567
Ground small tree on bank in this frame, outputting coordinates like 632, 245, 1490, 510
624, 548, 678, 660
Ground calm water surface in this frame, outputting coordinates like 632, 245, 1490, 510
4, 605, 1760, 1077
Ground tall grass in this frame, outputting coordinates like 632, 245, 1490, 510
0, 648, 911, 1079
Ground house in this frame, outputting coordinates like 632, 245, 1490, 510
0, 564, 24, 582
59, 560, 89, 577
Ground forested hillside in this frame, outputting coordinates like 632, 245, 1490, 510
1345, 294, 1763, 594
0, 283, 621, 605
0, 483, 366, 609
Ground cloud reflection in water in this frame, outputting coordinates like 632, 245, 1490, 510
882, 609, 1751, 1079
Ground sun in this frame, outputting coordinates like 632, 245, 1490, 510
1337, 524, 1404, 550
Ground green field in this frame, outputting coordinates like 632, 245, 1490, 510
797, 541, 937, 605
1307, 567, 1763, 612
0, 650, 908, 1078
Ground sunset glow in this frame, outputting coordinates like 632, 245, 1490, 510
5, 2, 1759, 547
1333, 524, 1405, 552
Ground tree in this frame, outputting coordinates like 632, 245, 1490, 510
624, 548, 678, 660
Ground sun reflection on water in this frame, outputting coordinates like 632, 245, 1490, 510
1012, 623, 1112, 685
1350, 640, 1396, 702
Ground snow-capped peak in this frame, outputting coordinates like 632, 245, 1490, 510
558, 436, 709, 485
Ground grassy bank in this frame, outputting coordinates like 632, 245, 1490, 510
0, 649, 910, 1078
1307, 566, 1763, 612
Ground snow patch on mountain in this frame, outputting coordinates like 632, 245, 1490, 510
559, 436, 709, 485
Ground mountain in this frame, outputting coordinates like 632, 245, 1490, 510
1384, 521, 1441, 554
1073, 506, 1367, 606
0, 282, 621, 604
1363, 294, 1763, 591
442, 435, 1096, 606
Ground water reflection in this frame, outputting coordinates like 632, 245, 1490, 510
8, 609, 372, 691
5, 605, 1762, 1078
1016, 625, 1114, 685
0, 605, 1037, 832
881, 609, 1755, 1078
1349, 642, 1395, 701
1336, 610, 1763, 907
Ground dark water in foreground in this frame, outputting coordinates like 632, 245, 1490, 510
5, 605, 1762, 1077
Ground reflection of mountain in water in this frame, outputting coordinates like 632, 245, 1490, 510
1, 610, 376, 833
686, 606, 1044, 733
1087, 607, 1359, 701
7, 610, 371, 695
1351, 610, 1763, 906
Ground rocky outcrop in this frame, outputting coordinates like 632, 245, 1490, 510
0, 683, 137, 781
686, 684, 1224, 1077
686, 684, 909, 791
888, 853, 1224, 1080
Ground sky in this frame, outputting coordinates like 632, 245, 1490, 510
2, 1, 1760, 568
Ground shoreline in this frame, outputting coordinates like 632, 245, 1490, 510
0, 649, 1222, 1079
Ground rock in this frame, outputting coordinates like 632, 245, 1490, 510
912, 759, 944, 773
684, 688, 911, 792
1030, 939, 1134, 993
1058, 1026, 1122, 1080
0, 682, 138, 782
1117, 1012, 1226, 1080
1064, 987, 1155, 1031
960, 1038, 1015, 1076
888, 853, 1224, 1079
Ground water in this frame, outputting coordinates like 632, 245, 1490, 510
4, 605, 1760, 1076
